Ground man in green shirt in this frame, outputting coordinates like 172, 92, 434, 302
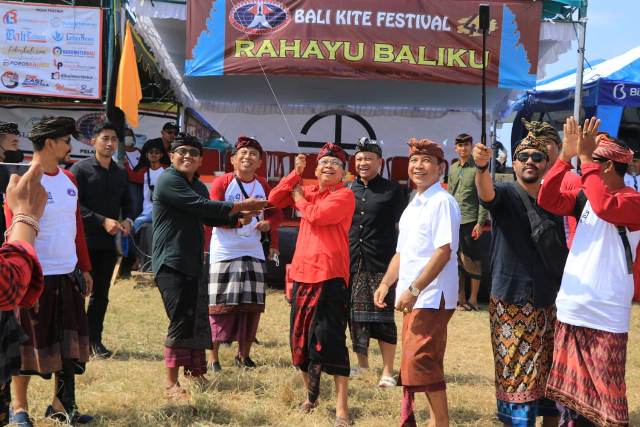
152, 133, 266, 401
447, 134, 488, 311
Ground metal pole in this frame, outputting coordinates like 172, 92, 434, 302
573, 2, 588, 120
491, 120, 498, 182
481, 20, 487, 146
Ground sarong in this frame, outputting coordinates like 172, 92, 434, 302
163, 347, 206, 377
156, 265, 212, 350
398, 308, 454, 390
349, 264, 396, 354
15, 274, 89, 378
458, 222, 482, 279
209, 312, 260, 344
290, 279, 350, 377
0, 311, 23, 385
546, 321, 628, 427
208, 256, 266, 314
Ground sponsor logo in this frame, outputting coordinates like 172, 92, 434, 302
456, 14, 497, 36
54, 83, 95, 97
5, 29, 47, 43
52, 46, 96, 58
51, 72, 93, 81
51, 30, 64, 42
1, 71, 19, 89
53, 60, 63, 69
22, 74, 49, 88
2, 45, 48, 57
3, 10, 17, 25
2, 59, 48, 69
229, 1, 290, 34
66, 33, 95, 44
67, 188, 76, 197
612, 83, 640, 100
50, 17, 62, 28
61, 20, 95, 30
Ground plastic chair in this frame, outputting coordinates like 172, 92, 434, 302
386, 156, 409, 183
198, 149, 220, 175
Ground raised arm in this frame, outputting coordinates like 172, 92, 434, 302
473, 143, 496, 203
268, 170, 301, 208
538, 160, 580, 216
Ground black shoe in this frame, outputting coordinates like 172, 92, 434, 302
209, 361, 222, 373
235, 355, 256, 369
45, 405, 95, 424
90, 342, 113, 359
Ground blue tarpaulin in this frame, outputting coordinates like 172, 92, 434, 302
512, 46, 640, 147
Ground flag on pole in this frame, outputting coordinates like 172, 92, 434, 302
115, 22, 142, 128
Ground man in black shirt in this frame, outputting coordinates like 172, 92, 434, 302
71, 122, 132, 359
474, 124, 565, 427
152, 133, 266, 401
348, 137, 407, 387
142, 122, 177, 167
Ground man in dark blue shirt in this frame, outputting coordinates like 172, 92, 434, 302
474, 121, 565, 427
348, 137, 407, 387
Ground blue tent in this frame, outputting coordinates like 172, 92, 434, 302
511, 46, 640, 150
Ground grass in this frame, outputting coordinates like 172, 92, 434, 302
20, 280, 640, 426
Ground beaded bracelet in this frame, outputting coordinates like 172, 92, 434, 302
3, 213, 40, 240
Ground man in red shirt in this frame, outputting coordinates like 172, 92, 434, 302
0, 162, 46, 427
269, 143, 355, 427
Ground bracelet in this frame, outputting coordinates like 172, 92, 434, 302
4, 213, 40, 240
476, 164, 489, 173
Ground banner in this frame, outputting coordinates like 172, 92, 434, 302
0, 105, 175, 159
598, 81, 640, 108
186, 0, 542, 89
0, 2, 102, 99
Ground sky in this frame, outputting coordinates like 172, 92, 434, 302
544, 0, 640, 78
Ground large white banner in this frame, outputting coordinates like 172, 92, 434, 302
0, 2, 102, 99
0, 105, 176, 159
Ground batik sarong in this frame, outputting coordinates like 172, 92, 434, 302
546, 321, 628, 427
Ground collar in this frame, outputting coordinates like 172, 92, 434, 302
355, 174, 382, 186
412, 181, 442, 205
91, 156, 116, 170
168, 165, 199, 184
456, 158, 475, 168
316, 181, 344, 194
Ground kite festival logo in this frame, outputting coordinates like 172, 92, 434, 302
3, 10, 17, 25
229, 1, 290, 34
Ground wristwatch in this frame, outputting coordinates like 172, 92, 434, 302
408, 284, 421, 297
476, 163, 489, 173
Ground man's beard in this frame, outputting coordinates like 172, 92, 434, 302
520, 172, 540, 184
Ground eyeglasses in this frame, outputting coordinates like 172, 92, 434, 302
318, 159, 343, 167
173, 147, 200, 157
592, 156, 607, 163
516, 151, 546, 163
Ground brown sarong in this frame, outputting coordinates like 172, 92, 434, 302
15, 274, 89, 377
546, 321, 629, 427
399, 307, 454, 390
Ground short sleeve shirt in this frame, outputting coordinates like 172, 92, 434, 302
396, 182, 461, 309
349, 175, 407, 273
481, 182, 563, 307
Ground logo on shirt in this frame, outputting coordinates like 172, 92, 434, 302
67, 188, 76, 197
47, 191, 54, 204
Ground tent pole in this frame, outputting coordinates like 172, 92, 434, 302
573, 2, 588, 120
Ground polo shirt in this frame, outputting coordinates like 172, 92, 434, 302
268, 171, 355, 285
447, 158, 489, 225
396, 181, 460, 310
349, 174, 407, 273
481, 182, 563, 307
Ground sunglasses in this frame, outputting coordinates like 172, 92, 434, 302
516, 151, 546, 163
173, 147, 200, 157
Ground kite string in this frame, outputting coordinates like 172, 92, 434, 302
227, 0, 298, 148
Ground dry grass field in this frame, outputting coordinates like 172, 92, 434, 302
19, 280, 640, 426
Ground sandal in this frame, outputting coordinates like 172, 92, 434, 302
165, 384, 190, 403
468, 303, 480, 311
456, 303, 471, 311
377, 375, 397, 388
334, 416, 353, 427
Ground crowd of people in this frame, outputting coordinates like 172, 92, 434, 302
0, 114, 638, 427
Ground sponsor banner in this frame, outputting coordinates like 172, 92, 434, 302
0, 2, 102, 99
0, 105, 175, 159
185, 0, 541, 89
598, 81, 640, 108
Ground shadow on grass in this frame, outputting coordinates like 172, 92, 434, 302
630, 410, 640, 425
110, 351, 163, 362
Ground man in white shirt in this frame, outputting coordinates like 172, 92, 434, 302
538, 117, 640, 427
374, 138, 460, 427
